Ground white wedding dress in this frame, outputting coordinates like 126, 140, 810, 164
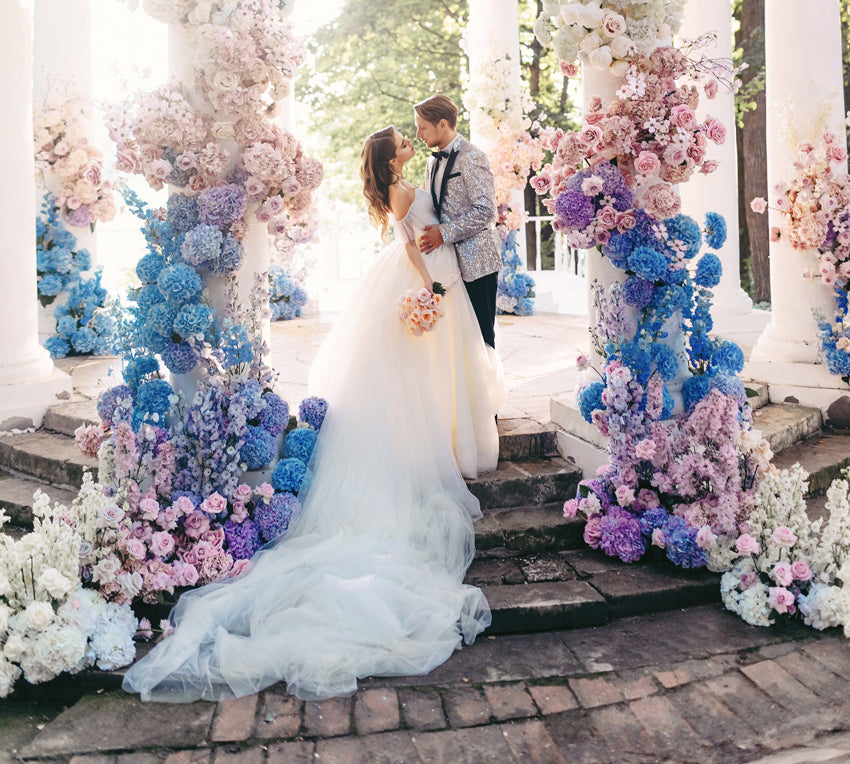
122, 188, 504, 702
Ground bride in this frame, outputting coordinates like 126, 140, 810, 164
122, 126, 504, 703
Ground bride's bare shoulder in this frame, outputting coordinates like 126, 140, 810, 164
389, 182, 416, 221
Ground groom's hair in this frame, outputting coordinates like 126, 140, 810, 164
414, 95, 458, 129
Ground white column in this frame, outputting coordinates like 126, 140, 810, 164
747, 0, 847, 411
676, 0, 764, 348
0, 0, 71, 428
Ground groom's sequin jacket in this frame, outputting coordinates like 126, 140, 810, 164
427, 137, 502, 282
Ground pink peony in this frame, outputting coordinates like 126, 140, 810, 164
750, 197, 767, 214
772, 526, 797, 547
736, 533, 759, 555
767, 586, 795, 614
642, 183, 681, 220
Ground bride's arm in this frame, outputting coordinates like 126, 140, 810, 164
390, 185, 433, 291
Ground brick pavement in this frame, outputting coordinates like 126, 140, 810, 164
4, 605, 850, 764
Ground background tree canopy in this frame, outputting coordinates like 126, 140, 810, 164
297, 0, 573, 204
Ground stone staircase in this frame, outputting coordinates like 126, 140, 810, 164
1, 388, 848, 645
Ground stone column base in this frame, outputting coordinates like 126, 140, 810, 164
0, 367, 72, 430
744, 360, 849, 415
550, 396, 608, 480
713, 307, 772, 356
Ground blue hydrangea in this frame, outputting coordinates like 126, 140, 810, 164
578, 381, 605, 423
704, 211, 727, 250
71, 327, 97, 353
147, 303, 179, 337
38, 273, 63, 296
208, 234, 243, 276
173, 303, 213, 340
254, 492, 301, 542
161, 340, 199, 375
694, 253, 722, 288
514, 297, 535, 316
240, 425, 277, 470
661, 385, 675, 419
180, 224, 223, 267
652, 344, 678, 381
603, 231, 634, 266
710, 373, 746, 405
136, 378, 173, 419
44, 335, 69, 358
123, 355, 160, 388
665, 215, 702, 259
284, 428, 317, 464
663, 516, 708, 569
711, 340, 744, 374
260, 393, 289, 436
298, 396, 328, 430
682, 374, 710, 410
271, 458, 310, 493
57, 315, 78, 337
98, 385, 133, 427
136, 253, 166, 285
52, 247, 75, 274
167, 194, 199, 234
158, 263, 203, 304
75, 249, 92, 271
223, 518, 262, 560
639, 506, 669, 535
135, 284, 166, 312
628, 246, 667, 282
622, 276, 655, 308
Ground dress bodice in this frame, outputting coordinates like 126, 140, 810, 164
393, 188, 460, 286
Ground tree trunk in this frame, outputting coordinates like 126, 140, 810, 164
739, 0, 770, 303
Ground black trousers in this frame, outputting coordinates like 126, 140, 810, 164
464, 271, 498, 349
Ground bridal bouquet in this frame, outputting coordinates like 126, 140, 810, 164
398, 282, 446, 336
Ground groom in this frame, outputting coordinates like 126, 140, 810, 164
414, 95, 502, 349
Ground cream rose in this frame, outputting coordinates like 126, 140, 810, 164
25, 601, 54, 632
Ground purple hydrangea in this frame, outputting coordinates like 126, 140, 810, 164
240, 425, 277, 470
553, 190, 595, 231
298, 396, 328, 430
97, 384, 133, 427
599, 507, 647, 563
663, 516, 708, 569
224, 518, 262, 560
259, 392, 289, 436
208, 234, 244, 276
197, 185, 247, 229
167, 194, 199, 234
638, 506, 669, 535
180, 225, 223, 267
254, 492, 301, 542
622, 276, 655, 308
161, 340, 199, 375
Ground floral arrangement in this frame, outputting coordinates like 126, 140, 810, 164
721, 465, 850, 633
33, 90, 116, 228
269, 265, 309, 321
73, 378, 327, 605
37, 198, 120, 359
398, 283, 447, 336
0, 492, 140, 697
750, 131, 850, 379
496, 230, 535, 316
533, 0, 687, 76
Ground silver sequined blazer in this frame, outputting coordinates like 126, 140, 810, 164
426, 137, 502, 282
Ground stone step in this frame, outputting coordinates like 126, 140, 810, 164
772, 431, 850, 496
496, 419, 558, 461
750, 402, 823, 454
0, 472, 79, 529
0, 430, 96, 489
474, 501, 584, 555
466, 456, 581, 510
43, 399, 100, 438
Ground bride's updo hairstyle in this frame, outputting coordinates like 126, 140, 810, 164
360, 126, 398, 239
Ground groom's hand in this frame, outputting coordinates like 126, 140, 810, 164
419, 225, 444, 254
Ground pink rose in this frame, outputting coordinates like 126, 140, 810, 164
634, 151, 661, 176
100, 503, 125, 527
563, 499, 579, 518
201, 528, 226, 549
772, 562, 793, 587
598, 205, 618, 229
151, 572, 175, 593
703, 118, 727, 145
772, 526, 797, 547
583, 514, 603, 548
157, 506, 179, 532
750, 197, 767, 214
686, 144, 705, 164
651, 528, 666, 548
579, 124, 602, 148
149, 531, 175, 558
704, 79, 718, 100
615, 484, 635, 506
201, 492, 228, 516
174, 496, 195, 517
193, 540, 214, 561
791, 560, 812, 581
229, 559, 254, 578
770, 226, 782, 243
671, 104, 697, 131
700, 160, 719, 174
635, 439, 656, 460
579, 494, 601, 515
736, 533, 759, 555
230, 501, 249, 524
125, 538, 147, 561
183, 510, 211, 540
530, 171, 552, 195
739, 572, 758, 590
257, 483, 274, 501
139, 498, 160, 521
53, 139, 70, 156
829, 146, 848, 163
616, 212, 636, 232
560, 61, 579, 77
576, 354, 590, 370
231, 484, 253, 504
768, 586, 795, 615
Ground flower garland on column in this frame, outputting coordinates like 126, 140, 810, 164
33, 90, 120, 358
461, 36, 542, 316
533, 4, 768, 571
69, 0, 325, 614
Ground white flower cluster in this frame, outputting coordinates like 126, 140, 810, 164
720, 465, 850, 634
0, 477, 138, 697
534, 0, 687, 74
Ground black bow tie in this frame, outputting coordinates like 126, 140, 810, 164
432, 150, 450, 159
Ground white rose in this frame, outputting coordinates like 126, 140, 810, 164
588, 45, 613, 69
601, 10, 626, 37
610, 60, 631, 77
0, 604, 10, 634
0, 657, 22, 698
580, 4, 605, 28
3, 633, 26, 662
579, 31, 603, 54
0, 573, 10, 598
37, 568, 74, 600
25, 601, 54, 632
211, 69, 241, 93
211, 121, 235, 140
560, 3, 582, 25
608, 35, 632, 60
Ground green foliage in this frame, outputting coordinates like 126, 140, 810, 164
296, 0, 575, 203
